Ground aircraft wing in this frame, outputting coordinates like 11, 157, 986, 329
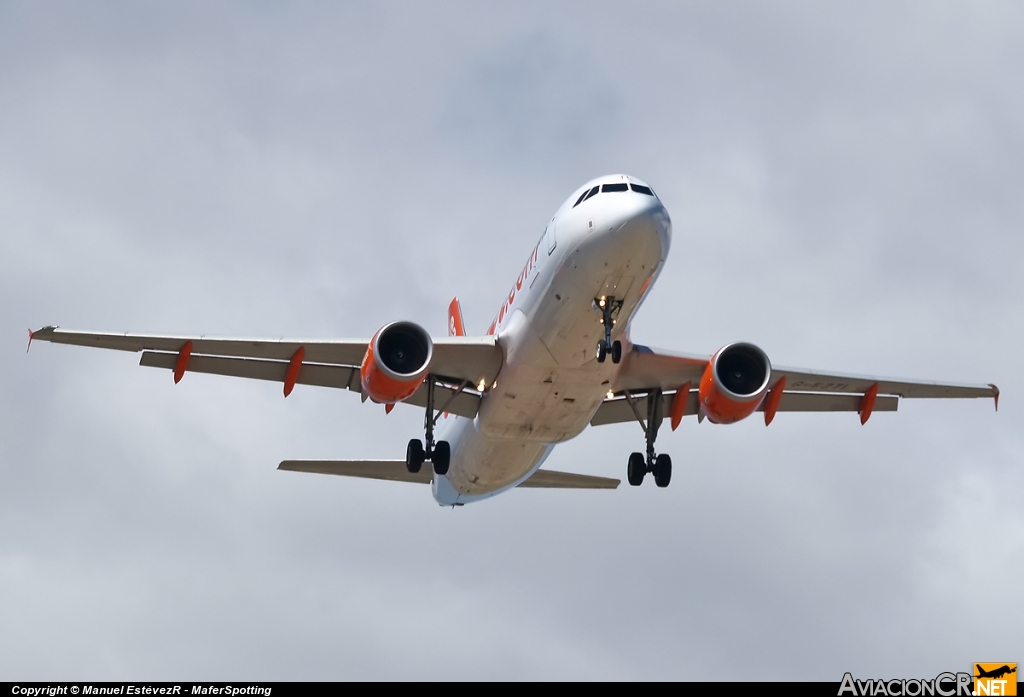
596, 344, 998, 427
29, 326, 502, 419
279, 460, 620, 489
610, 344, 709, 393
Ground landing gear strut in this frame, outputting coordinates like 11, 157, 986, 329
623, 389, 672, 488
406, 377, 466, 476
595, 296, 623, 364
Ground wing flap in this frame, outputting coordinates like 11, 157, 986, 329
140, 351, 481, 418
590, 390, 696, 427
401, 380, 480, 418
140, 352, 360, 390
770, 391, 898, 413
590, 390, 898, 426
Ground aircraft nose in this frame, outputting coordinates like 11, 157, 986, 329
603, 192, 672, 261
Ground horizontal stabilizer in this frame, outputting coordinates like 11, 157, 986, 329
279, 459, 431, 484
516, 469, 619, 489
278, 460, 619, 489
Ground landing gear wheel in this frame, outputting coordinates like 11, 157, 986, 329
654, 453, 672, 488
596, 341, 607, 363
406, 439, 425, 474
627, 452, 646, 486
432, 440, 451, 476
611, 340, 622, 364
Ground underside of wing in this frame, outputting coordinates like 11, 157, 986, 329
611, 344, 708, 392
596, 344, 997, 428
32, 326, 370, 364
30, 326, 502, 418
138, 352, 481, 418
771, 366, 998, 400
279, 460, 619, 490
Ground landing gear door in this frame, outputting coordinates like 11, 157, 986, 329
545, 217, 557, 255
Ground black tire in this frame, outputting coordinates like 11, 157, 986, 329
654, 453, 672, 488
406, 438, 425, 473
611, 340, 622, 364
432, 440, 451, 476
627, 452, 646, 486
596, 341, 607, 363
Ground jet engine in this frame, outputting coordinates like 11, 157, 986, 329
360, 321, 433, 403
698, 342, 772, 424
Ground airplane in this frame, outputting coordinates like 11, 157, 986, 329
975, 665, 1016, 680
29, 174, 999, 506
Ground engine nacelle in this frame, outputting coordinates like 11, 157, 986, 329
360, 321, 433, 404
698, 342, 772, 424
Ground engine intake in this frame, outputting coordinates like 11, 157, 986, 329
360, 321, 433, 404
699, 342, 772, 424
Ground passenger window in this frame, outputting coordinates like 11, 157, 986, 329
602, 183, 628, 192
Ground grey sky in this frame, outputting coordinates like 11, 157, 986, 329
2, 1, 1022, 680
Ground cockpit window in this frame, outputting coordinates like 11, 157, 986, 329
573, 186, 599, 208
574, 182, 651, 208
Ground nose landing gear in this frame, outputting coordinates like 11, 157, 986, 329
622, 389, 673, 488
595, 296, 624, 364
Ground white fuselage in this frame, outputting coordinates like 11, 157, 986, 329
432, 175, 672, 505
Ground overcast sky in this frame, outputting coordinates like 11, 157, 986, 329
2, 1, 1022, 680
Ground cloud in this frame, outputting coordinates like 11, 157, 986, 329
440, 33, 622, 170
1, 1, 1021, 679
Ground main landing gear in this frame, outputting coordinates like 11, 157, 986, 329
406, 377, 459, 476
622, 389, 672, 488
595, 296, 623, 364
